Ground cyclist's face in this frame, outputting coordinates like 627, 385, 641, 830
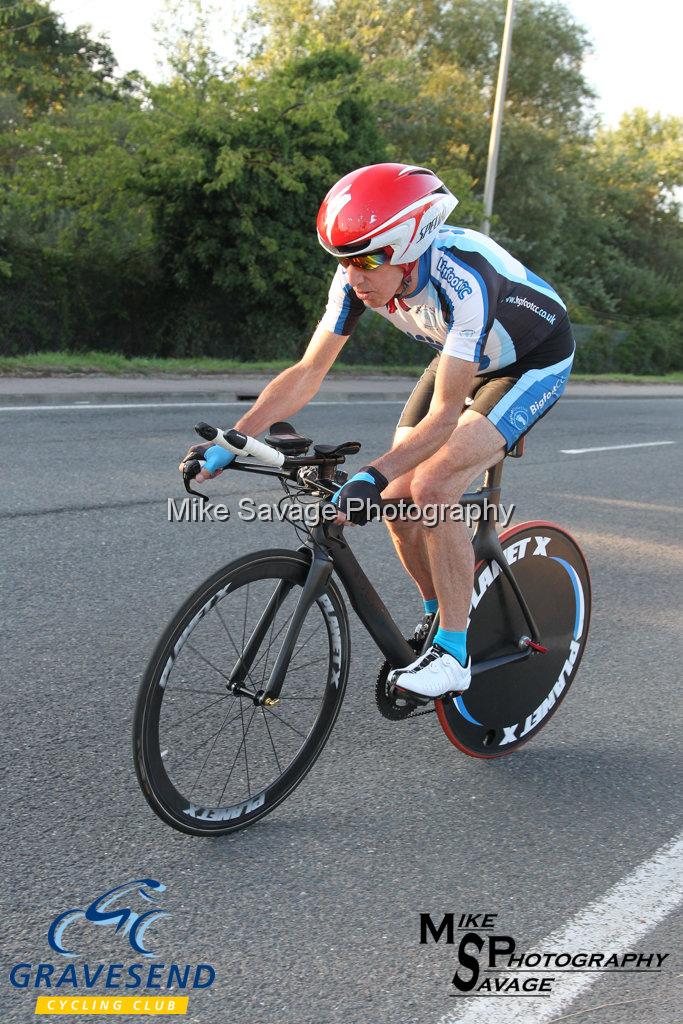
345, 260, 405, 307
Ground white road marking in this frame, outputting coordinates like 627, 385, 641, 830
550, 493, 681, 514
0, 399, 407, 413
561, 441, 675, 454
438, 831, 683, 1024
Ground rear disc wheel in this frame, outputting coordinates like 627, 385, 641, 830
436, 522, 591, 757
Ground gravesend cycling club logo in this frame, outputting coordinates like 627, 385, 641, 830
8, 877, 217, 1016
420, 911, 671, 998
48, 879, 169, 957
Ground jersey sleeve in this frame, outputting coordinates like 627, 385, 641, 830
435, 252, 494, 364
319, 265, 366, 337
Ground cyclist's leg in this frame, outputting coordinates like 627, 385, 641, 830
383, 357, 438, 603
384, 355, 503, 610
410, 412, 504, 630
383, 427, 435, 602
413, 339, 576, 632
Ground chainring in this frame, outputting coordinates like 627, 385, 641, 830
375, 636, 435, 721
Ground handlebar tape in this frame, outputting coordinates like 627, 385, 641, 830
194, 423, 285, 469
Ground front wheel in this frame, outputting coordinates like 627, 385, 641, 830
133, 549, 350, 835
436, 521, 591, 758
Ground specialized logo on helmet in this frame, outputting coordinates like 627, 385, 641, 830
324, 187, 353, 236
417, 207, 449, 242
436, 257, 473, 300
47, 879, 170, 958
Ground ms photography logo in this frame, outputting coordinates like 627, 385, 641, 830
9, 877, 216, 1017
420, 912, 670, 998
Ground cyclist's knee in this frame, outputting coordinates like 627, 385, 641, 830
381, 471, 415, 501
412, 468, 469, 507
392, 425, 413, 447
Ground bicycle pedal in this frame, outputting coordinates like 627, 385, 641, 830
393, 684, 465, 704
391, 683, 432, 706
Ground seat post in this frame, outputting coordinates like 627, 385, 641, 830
482, 457, 504, 496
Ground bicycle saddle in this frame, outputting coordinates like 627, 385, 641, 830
265, 421, 313, 455
313, 441, 362, 457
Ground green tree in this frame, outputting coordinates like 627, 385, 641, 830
140, 46, 387, 356
0, 1, 155, 353
248, 0, 597, 260
0, 0, 120, 117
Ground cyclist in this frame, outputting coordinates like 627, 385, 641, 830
181, 163, 575, 701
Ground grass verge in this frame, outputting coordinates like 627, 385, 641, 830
0, 351, 681, 383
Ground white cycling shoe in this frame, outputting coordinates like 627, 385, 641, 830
388, 643, 471, 699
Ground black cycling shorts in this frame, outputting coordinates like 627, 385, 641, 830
397, 316, 576, 450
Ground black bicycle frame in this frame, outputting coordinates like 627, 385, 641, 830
255, 458, 542, 702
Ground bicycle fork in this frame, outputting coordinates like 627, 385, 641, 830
227, 546, 334, 704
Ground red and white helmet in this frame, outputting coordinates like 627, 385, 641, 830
317, 163, 458, 264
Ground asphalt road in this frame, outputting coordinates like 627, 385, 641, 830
1, 390, 682, 1024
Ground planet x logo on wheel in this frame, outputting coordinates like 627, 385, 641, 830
468, 534, 586, 746
159, 583, 233, 690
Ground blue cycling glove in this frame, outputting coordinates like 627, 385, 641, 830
203, 445, 236, 474
331, 465, 388, 525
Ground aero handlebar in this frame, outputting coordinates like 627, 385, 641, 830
194, 422, 286, 469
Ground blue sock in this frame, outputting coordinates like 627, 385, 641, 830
423, 597, 439, 615
434, 627, 468, 667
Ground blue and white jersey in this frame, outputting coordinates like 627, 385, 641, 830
320, 226, 568, 375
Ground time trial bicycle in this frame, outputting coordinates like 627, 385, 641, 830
133, 420, 591, 836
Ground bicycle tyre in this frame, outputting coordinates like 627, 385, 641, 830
436, 521, 591, 758
133, 548, 350, 835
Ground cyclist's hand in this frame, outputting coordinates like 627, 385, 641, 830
330, 466, 388, 526
179, 441, 211, 472
179, 442, 235, 482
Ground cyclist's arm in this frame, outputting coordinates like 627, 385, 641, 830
235, 265, 363, 437
234, 323, 349, 437
373, 354, 477, 481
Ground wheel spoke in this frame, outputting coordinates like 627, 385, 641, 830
276, 695, 324, 701
239, 696, 251, 797
190, 701, 239, 797
168, 686, 228, 696
260, 706, 282, 773
171, 706, 244, 770
249, 604, 296, 678
218, 705, 258, 805
260, 703, 308, 740
258, 588, 282, 689
184, 642, 232, 684
289, 623, 321, 665
241, 583, 250, 649
163, 691, 231, 732
285, 655, 330, 673
214, 604, 262, 692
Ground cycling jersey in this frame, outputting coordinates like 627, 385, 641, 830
320, 225, 568, 375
